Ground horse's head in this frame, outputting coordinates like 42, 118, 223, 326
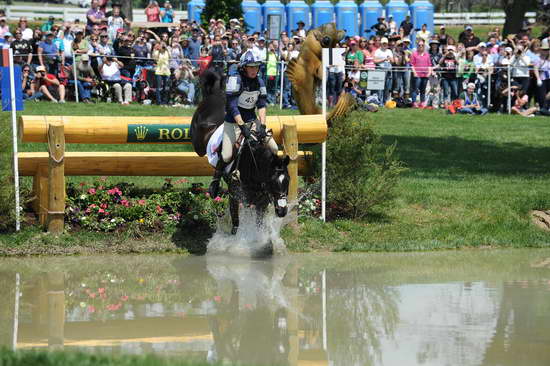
270, 155, 290, 217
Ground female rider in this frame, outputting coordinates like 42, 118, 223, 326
208, 50, 279, 198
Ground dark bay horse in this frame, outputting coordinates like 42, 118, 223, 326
191, 69, 290, 235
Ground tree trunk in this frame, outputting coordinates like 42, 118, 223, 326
121, 0, 133, 22
502, 0, 533, 37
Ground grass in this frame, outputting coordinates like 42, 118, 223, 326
1, 102, 550, 254
0, 348, 236, 366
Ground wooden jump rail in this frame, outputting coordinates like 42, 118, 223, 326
18, 115, 328, 233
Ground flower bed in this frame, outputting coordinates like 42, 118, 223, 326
65, 177, 227, 233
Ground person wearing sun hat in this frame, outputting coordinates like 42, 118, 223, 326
374, 37, 394, 103
534, 37, 550, 112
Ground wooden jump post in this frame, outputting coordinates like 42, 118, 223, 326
18, 115, 328, 232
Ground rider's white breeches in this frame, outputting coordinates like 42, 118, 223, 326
221, 121, 278, 163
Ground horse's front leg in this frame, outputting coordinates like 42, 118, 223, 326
228, 183, 240, 235
255, 198, 269, 228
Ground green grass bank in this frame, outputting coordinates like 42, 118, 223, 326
1, 103, 550, 254
0, 348, 236, 366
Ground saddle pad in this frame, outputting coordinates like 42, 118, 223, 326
207, 124, 224, 167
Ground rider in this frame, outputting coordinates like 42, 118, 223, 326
207, 50, 279, 198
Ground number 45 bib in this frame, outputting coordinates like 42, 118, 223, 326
238, 90, 260, 109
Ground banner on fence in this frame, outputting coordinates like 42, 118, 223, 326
1, 66, 24, 111
128, 124, 192, 143
365, 70, 386, 90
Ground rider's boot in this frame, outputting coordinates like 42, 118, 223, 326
208, 158, 227, 198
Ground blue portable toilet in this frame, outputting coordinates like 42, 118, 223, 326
359, 1, 383, 39
335, 1, 358, 37
187, 0, 205, 24
242, 1, 262, 34
312, 1, 334, 28
286, 0, 310, 34
262, 1, 285, 35
410, 0, 434, 34
385, 0, 409, 33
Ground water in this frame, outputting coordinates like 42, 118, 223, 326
1, 250, 550, 366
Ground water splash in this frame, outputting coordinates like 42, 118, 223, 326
206, 203, 297, 257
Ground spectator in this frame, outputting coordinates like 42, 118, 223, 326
534, 38, 549, 111
400, 15, 413, 37
152, 42, 171, 105
71, 30, 89, 63
346, 40, 364, 68
188, 28, 202, 66
511, 88, 538, 117
107, 5, 125, 41
410, 41, 431, 107
75, 54, 97, 103
438, 26, 448, 46
439, 47, 459, 104
169, 38, 184, 71
41, 16, 55, 32
374, 37, 394, 103
458, 82, 487, 115
510, 45, 531, 92
38, 32, 60, 75
294, 21, 306, 38
18, 17, 33, 41
160, 1, 174, 23
266, 41, 278, 105
145, 1, 161, 22
174, 60, 196, 105
86, 0, 105, 35
462, 26, 481, 49
32, 65, 66, 103
99, 56, 132, 105
392, 40, 409, 96
0, 18, 9, 38
11, 29, 33, 65
416, 24, 431, 44
371, 17, 388, 37
388, 16, 397, 35
21, 64, 42, 101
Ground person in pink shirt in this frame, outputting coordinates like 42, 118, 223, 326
410, 40, 432, 107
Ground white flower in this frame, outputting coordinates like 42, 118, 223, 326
193, 215, 198, 220
79, 194, 88, 200
81, 283, 86, 287
80, 302, 86, 308
111, 219, 116, 223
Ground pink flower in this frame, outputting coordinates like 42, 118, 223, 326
205, 192, 210, 198
121, 199, 130, 207
79, 182, 86, 187
138, 199, 146, 205
89, 292, 96, 299
100, 203, 108, 209
175, 178, 188, 184
156, 205, 164, 214
98, 288, 105, 294
87, 305, 96, 313
120, 295, 129, 302
88, 188, 96, 195
108, 187, 122, 196
213, 296, 221, 303
214, 196, 222, 202
98, 209, 105, 214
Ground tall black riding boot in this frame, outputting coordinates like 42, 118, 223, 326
208, 158, 226, 198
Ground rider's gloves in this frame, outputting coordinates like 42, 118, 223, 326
239, 123, 252, 140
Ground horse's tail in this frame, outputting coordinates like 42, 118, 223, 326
200, 68, 225, 98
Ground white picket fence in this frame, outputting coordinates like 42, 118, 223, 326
4, 5, 188, 23
434, 11, 537, 25
2, 5, 537, 26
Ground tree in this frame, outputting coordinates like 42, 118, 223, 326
501, 0, 538, 37
121, 0, 133, 22
200, 0, 244, 29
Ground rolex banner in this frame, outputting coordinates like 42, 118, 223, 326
128, 124, 192, 143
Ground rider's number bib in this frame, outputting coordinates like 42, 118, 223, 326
238, 90, 260, 109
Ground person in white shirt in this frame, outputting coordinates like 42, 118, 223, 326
374, 37, 394, 103
510, 45, 531, 92
415, 24, 431, 44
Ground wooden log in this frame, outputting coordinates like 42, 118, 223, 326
283, 121, 299, 224
34, 166, 48, 227
47, 123, 65, 234
19, 115, 327, 145
19, 151, 313, 177
47, 272, 65, 349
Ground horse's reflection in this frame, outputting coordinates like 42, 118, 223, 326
205, 256, 298, 366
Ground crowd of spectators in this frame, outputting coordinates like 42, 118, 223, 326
338, 15, 550, 116
1, 3, 549, 116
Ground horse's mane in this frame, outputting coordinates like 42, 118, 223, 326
190, 68, 226, 156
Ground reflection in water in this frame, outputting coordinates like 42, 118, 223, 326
0, 250, 550, 366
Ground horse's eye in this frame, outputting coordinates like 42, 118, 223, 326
321, 36, 331, 47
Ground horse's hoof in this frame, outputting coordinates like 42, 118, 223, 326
231, 226, 238, 235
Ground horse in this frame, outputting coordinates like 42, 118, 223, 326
191, 68, 291, 235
